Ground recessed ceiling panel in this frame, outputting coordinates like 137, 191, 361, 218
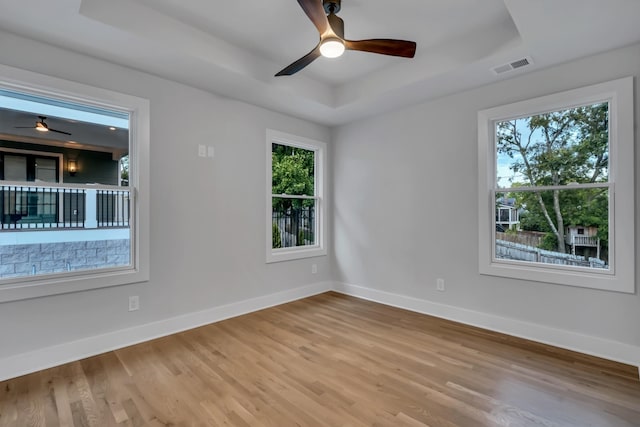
133, 0, 512, 84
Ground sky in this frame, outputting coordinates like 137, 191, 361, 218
495, 117, 530, 188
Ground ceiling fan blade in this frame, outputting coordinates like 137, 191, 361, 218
275, 45, 321, 76
297, 0, 329, 34
48, 128, 72, 135
345, 39, 416, 58
14, 126, 36, 129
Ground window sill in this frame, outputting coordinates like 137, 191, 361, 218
0, 266, 149, 303
480, 259, 633, 294
266, 246, 327, 263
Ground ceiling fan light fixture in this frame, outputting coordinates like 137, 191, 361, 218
320, 38, 345, 58
274, 0, 415, 76
35, 122, 48, 132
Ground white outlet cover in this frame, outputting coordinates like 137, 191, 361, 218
198, 144, 206, 157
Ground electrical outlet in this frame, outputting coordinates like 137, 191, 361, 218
311, 264, 317, 274
436, 278, 445, 292
198, 144, 207, 157
128, 295, 140, 311
207, 146, 215, 158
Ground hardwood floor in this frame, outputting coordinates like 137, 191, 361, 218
1, 292, 639, 426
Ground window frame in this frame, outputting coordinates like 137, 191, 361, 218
477, 77, 634, 293
266, 129, 327, 263
0, 63, 150, 302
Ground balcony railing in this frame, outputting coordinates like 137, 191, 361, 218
272, 201, 315, 249
566, 234, 599, 247
1, 183, 130, 230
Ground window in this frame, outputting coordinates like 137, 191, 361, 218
478, 77, 634, 292
266, 129, 326, 263
0, 64, 149, 302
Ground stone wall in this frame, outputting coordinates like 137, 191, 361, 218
0, 239, 130, 279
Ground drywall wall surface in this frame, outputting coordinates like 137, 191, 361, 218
0, 31, 332, 359
332, 43, 640, 348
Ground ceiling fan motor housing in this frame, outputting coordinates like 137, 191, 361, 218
323, 0, 341, 15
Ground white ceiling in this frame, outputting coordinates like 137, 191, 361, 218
0, 109, 129, 153
0, 0, 639, 126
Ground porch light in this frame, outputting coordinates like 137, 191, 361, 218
68, 159, 77, 176
320, 38, 345, 58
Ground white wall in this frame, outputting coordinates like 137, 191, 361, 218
1, 29, 638, 378
0, 32, 332, 364
332, 43, 640, 363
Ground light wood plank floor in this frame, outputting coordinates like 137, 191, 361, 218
1, 292, 639, 426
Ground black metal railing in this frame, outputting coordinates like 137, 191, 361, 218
1, 184, 130, 230
97, 189, 130, 228
1, 185, 85, 229
272, 202, 315, 248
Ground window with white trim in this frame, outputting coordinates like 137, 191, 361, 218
0, 64, 149, 302
478, 77, 634, 293
266, 129, 326, 263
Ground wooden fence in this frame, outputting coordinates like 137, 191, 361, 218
496, 231, 545, 248
495, 239, 606, 269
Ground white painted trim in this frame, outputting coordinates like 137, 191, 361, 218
477, 76, 635, 293
265, 129, 328, 263
0, 63, 150, 302
0, 281, 332, 382
333, 282, 640, 369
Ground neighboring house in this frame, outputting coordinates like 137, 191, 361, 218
565, 225, 601, 259
0, 136, 131, 279
495, 197, 520, 231
1, 112, 128, 229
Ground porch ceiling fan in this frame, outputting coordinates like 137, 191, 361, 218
15, 115, 72, 136
275, 0, 417, 76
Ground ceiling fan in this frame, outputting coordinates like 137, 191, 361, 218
275, 0, 417, 76
15, 116, 72, 136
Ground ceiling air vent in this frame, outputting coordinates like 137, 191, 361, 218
492, 57, 533, 75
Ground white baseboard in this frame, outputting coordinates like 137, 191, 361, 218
334, 282, 640, 370
0, 281, 332, 382
3, 280, 638, 382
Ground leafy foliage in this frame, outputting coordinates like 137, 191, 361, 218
497, 103, 609, 258
272, 144, 314, 196
272, 222, 282, 249
120, 155, 129, 186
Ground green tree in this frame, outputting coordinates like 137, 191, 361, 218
272, 144, 314, 199
271, 144, 315, 246
272, 222, 282, 249
497, 103, 608, 255
120, 155, 129, 186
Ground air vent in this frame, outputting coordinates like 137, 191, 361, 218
492, 56, 534, 75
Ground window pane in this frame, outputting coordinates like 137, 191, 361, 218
496, 102, 609, 188
272, 197, 316, 249
495, 188, 609, 270
35, 157, 57, 182
3, 155, 27, 181
1, 89, 132, 281
272, 143, 315, 196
